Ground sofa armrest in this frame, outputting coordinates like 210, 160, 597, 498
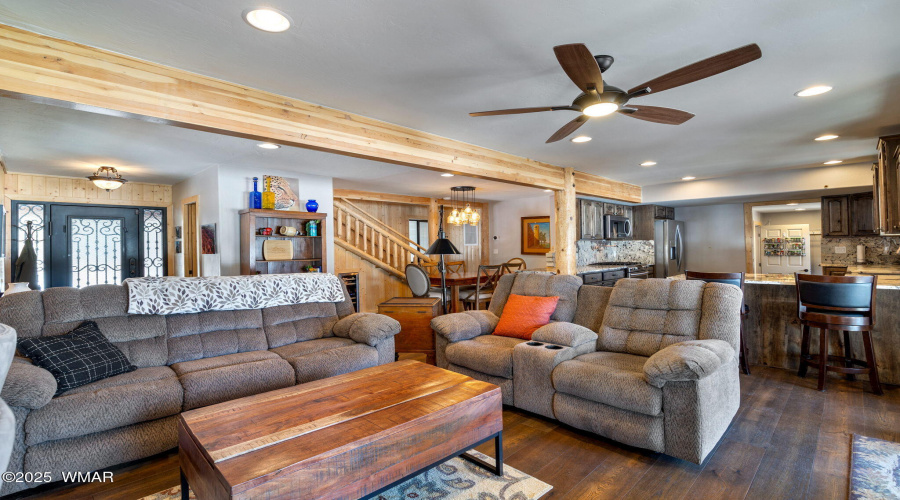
431, 310, 499, 343
531, 322, 598, 348
333, 313, 401, 347
643, 339, 735, 388
1, 358, 57, 409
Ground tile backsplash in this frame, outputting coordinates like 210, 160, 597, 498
821, 236, 900, 265
576, 240, 655, 266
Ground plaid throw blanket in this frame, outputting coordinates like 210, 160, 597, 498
124, 273, 345, 315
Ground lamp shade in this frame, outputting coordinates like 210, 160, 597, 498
425, 238, 460, 255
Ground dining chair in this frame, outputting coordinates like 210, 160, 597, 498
405, 264, 442, 299
445, 260, 466, 273
684, 270, 751, 375
462, 264, 503, 310
501, 257, 526, 274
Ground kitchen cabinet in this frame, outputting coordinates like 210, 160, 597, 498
850, 192, 877, 236
632, 204, 674, 240
821, 195, 850, 236
874, 134, 900, 235
577, 199, 604, 240
821, 191, 876, 237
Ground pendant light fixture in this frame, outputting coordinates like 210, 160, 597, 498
87, 166, 127, 191
447, 186, 480, 226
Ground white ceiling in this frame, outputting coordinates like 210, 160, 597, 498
0, 0, 898, 190
0, 97, 546, 201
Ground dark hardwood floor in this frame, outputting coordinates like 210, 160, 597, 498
17, 365, 899, 500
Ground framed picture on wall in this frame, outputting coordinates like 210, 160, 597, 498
521, 216, 551, 255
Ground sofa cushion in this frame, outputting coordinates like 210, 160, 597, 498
553, 351, 662, 416
270, 337, 357, 360
493, 294, 559, 340
0, 291, 44, 338
286, 344, 379, 384
597, 279, 705, 357
262, 303, 339, 348
18, 321, 136, 396
166, 309, 267, 364
445, 335, 526, 379
25, 366, 182, 446
172, 351, 294, 410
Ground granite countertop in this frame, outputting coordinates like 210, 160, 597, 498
576, 264, 631, 275
670, 273, 900, 290
846, 265, 900, 275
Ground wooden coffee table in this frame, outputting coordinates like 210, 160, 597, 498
178, 360, 503, 499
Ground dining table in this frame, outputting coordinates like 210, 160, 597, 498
428, 269, 480, 313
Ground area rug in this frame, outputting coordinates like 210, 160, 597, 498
850, 434, 900, 499
139, 450, 551, 500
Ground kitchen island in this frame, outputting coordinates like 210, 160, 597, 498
693, 273, 900, 386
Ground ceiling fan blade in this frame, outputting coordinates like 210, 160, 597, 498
546, 115, 589, 143
627, 43, 761, 96
469, 106, 573, 117
619, 105, 694, 125
553, 44, 604, 94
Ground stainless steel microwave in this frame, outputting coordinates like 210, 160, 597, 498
604, 214, 632, 239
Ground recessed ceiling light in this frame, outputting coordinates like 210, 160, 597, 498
543, 189, 553, 192
787, 203, 799, 206
815, 134, 839, 141
582, 102, 619, 117
257, 142, 280, 149
640, 161, 657, 167
243, 8, 292, 32
571, 135, 592, 143
441, 173, 454, 177
795, 85, 833, 97
682, 176, 696, 181
795, 208, 806, 211
823, 160, 842, 165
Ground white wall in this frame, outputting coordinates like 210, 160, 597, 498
489, 194, 555, 270
216, 166, 334, 276
675, 204, 747, 273
173, 165, 334, 277
172, 166, 221, 276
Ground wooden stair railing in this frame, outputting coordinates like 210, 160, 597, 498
334, 198, 434, 278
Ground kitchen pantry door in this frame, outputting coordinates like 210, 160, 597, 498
760, 224, 811, 274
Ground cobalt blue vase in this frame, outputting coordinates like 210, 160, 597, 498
305, 199, 319, 213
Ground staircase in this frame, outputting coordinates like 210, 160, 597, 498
333, 198, 432, 278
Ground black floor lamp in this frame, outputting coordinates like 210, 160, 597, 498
425, 205, 460, 315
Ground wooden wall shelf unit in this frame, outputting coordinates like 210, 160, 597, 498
240, 209, 327, 275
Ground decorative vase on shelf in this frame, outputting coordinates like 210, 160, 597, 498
4, 283, 31, 295
305, 199, 319, 213
249, 177, 262, 209
261, 176, 275, 210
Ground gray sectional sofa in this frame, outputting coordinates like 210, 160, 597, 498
0, 282, 400, 495
432, 271, 743, 464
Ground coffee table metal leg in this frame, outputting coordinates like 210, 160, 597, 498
180, 469, 189, 500
460, 432, 504, 476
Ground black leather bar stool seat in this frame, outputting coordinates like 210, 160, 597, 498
685, 271, 751, 375
795, 274, 882, 395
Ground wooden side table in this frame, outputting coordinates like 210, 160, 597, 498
378, 297, 442, 365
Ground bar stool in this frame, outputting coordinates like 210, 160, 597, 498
795, 274, 882, 395
685, 271, 751, 375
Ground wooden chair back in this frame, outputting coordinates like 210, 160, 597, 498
445, 260, 466, 273
502, 258, 526, 274
685, 271, 744, 290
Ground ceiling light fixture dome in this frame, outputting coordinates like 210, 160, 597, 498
795, 85, 832, 97
582, 102, 619, 117
88, 166, 127, 191
243, 8, 292, 32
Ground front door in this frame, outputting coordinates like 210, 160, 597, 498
49, 205, 142, 288
760, 224, 811, 274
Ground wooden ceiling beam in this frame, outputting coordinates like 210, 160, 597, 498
333, 189, 432, 206
0, 23, 640, 202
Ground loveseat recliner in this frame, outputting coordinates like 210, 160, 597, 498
0, 281, 400, 495
432, 271, 743, 464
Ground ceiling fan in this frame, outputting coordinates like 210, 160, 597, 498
470, 43, 761, 143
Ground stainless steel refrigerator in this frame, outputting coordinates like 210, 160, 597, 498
654, 220, 685, 278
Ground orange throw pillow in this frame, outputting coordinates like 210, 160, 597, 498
493, 294, 560, 340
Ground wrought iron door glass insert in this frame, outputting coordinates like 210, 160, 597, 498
69, 217, 123, 288
16, 204, 46, 289
143, 209, 165, 277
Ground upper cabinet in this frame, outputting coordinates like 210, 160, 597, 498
821, 191, 876, 237
576, 199, 634, 240
874, 134, 900, 235
632, 204, 674, 240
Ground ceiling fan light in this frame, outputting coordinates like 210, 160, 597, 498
582, 102, 619, 117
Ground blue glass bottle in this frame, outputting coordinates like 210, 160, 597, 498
249, 177, 262, 209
